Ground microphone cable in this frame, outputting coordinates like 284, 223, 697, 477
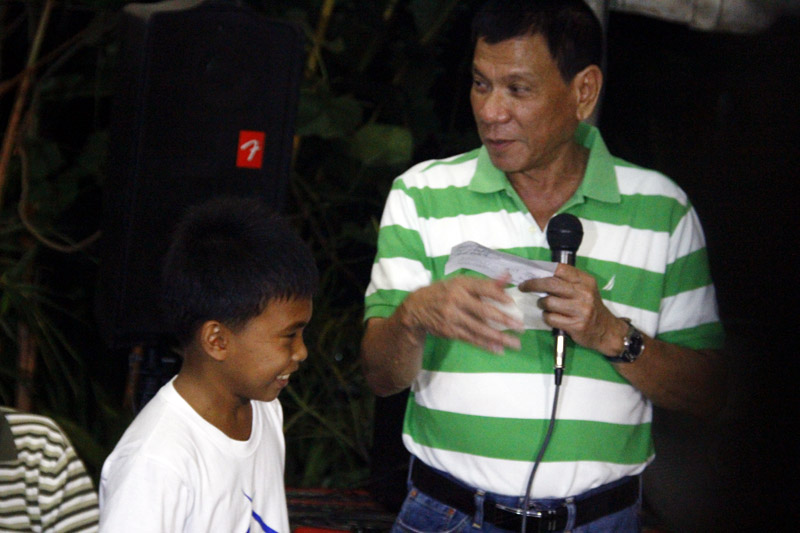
519, 213, 581, 531
520, 380, 561, 533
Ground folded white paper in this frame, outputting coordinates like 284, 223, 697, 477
444, 241, 556, 285
446, 241, 556, 330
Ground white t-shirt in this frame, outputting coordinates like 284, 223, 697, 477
99, 378, 289, 532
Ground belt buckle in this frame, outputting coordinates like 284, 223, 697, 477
495, 503, 564, 532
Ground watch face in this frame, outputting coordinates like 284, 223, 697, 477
623, 329, 644, 362
628, 331, 644, 357
606, 321, 645, 363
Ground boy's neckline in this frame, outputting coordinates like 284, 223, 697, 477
173, 372, 253, 441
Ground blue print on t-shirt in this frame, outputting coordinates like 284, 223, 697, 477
243, 491, 278, 533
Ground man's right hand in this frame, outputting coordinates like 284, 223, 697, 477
403, 276, 524, 354
360, 276, 524, 396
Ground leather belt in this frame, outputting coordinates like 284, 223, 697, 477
410, 459, 639, 532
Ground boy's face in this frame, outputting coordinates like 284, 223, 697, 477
223, 297, 312, 403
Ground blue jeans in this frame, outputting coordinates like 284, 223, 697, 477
391, 461, 641, 533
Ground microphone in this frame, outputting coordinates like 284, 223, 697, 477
546, 213, 583, 385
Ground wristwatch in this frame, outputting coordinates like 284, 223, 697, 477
605, 318, 645, 363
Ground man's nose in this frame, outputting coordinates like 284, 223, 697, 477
476, 90, 510, 123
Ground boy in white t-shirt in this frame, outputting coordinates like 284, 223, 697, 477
99, 197, 318, 532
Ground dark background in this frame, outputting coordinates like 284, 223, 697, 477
601, 11, 800, 530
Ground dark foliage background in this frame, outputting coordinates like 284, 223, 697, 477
1, 0, 798, 530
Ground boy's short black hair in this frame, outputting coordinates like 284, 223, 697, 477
471, 0, 603, 83
161, 196, 318, 348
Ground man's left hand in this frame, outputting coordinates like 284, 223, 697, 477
518, 263, 624, 356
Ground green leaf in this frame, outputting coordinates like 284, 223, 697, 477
296, 91, 364, 139
350, 123, 413, 166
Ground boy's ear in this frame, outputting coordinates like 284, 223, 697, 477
200, 320, 229, 362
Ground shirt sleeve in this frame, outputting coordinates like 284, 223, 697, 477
656, 204, 725, 349
364, 174, 433, 321
99, 454, 191, 533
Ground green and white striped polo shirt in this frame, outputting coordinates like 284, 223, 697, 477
364, 123, 724, 499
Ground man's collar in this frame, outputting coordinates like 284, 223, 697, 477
469, 122, 621, 205
574, 122, 620, 204
470, 147, 508, 193
0, 411, 17, 461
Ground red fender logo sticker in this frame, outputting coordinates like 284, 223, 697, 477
237, 130, 265, 169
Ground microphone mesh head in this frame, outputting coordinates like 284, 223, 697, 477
546, 213, 583, 252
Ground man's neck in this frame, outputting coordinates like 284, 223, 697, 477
507, 144, 589, 229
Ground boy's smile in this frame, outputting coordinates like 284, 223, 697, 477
173, 296, 313, 441
224, 297, 313, 404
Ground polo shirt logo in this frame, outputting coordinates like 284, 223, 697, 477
602, 275, 616, 292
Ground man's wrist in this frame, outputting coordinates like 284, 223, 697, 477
396, 295, 427, 341
605, 318, 645, 363
600, 317, 631, 357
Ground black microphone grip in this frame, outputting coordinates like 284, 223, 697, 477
546, 214, 583, 385
550, 249, 575, 345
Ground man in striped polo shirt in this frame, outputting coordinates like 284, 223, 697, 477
361, 0, 726, 531
0, 407, 99, 532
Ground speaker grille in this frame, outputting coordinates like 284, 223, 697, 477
96, 0, 304, 348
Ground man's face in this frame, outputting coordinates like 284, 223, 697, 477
223, 297, 312, 403
470, 34, 581, 178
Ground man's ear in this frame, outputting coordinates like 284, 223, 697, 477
199, 320, 229, 362
573, 64, 603, 121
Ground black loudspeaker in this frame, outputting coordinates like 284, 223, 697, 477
95, 0, 304, 348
